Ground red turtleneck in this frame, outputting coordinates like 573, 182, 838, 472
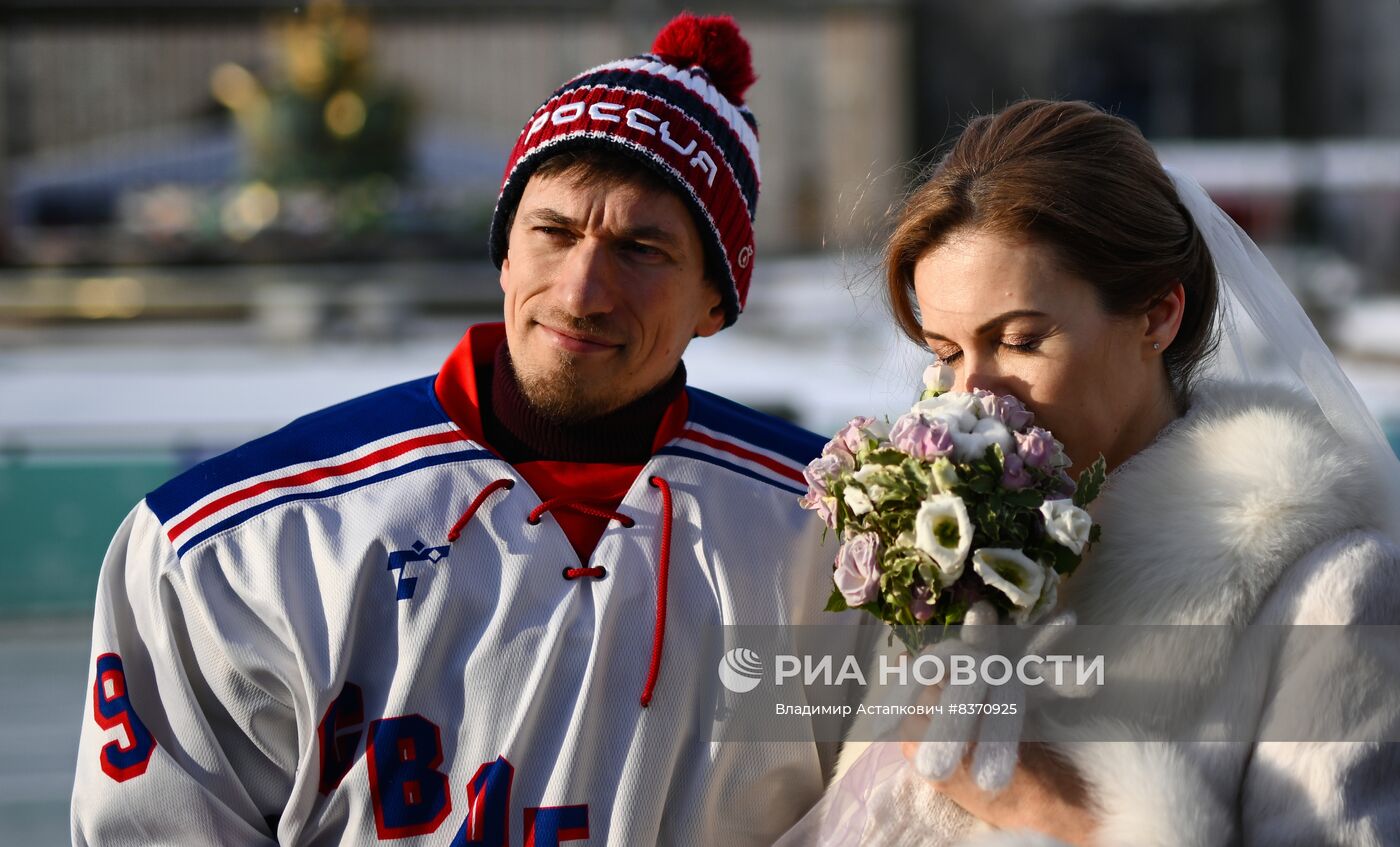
434, 323, 688, 561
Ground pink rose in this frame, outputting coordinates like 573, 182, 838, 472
1015, 427, 1057, 470
804, 452, 851, 498
890, 413, 954, 460
912, 583, 937, 622
834, 532, 882, 606
821, 438, 855, 466
798, 490, 837, 528
1001, 453, 1033, 490
993, 395, 1035, 431
836, 416, 881, 455
971, 389, 998, 419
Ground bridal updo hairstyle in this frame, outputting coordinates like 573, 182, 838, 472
886, 99, 1219, 403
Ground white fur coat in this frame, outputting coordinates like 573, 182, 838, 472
826, 380, 1400, 846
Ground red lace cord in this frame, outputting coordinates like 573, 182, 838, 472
448, 476, 674, 709
640, 475, 672, 708
529, 498, 633, 586
527, 497, 635, 528
447, 478, 514, 542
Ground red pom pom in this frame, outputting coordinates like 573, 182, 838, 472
651, 13, 756, 105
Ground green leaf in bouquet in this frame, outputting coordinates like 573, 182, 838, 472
825, 585, 851, 612
1004, 489, 1045, 509
832, 481, 848, 536
967, 473, 995, 495
988, 443, 1006, 470
865, 448, 907, 467
941, 594, 970, 626
1073, 455, 1107, 508
1046, 542, 1081, 575
901, 458, 933, 495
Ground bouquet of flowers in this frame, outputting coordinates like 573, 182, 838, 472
800, 362, 1105, 644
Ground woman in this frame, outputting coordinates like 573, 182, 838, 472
785, 100, 1400, 846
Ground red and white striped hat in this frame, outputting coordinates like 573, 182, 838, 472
489, 13, 761, 327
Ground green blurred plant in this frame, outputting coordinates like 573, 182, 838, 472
211, 0, 412, 186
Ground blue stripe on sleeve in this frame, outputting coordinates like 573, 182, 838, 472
657, 445, 806, 496
147, 375, 452, 524
174, 447, 495, 557
683, 387, 825, 468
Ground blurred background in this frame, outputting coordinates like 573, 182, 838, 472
3, 0, 1399, 840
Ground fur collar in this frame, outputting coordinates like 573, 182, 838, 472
1059, 380, 1382, 625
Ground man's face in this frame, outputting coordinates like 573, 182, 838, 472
500, 170, 727, 421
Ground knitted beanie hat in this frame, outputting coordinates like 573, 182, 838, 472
488, 13, 761, 327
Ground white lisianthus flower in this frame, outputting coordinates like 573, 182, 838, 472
914, 494, 972, 585
923, 361, 956, 395
1014, 566, 1060, 625
843, 485, 875, 516
972, 548, 1046, 611
1039, 498, 1093, 555
929, 457, 960, 493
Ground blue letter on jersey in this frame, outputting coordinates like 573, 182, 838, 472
450, 756, 514, 847
387, 541, 450, 600
317, 682, 365, 794
367, 714, 453, 838
91, 653, 157, 782
524, 805, 590, 847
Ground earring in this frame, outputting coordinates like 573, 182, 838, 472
1153, 342, 1161, 351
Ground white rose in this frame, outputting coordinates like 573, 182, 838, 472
971, 548, 1046, 611
1039, 499, 1093, 555
843, 485, 874, 516
913, 494, 972, 585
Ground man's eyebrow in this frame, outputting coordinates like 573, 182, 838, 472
524, 208, 684, 249
524, 208, 577, 229
922, 309, 1049, 341
616, 224, 682, 248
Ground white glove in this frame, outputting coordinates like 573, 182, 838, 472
909, 603, 1088, 793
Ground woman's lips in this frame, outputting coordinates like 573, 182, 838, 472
538, 323, 622, 353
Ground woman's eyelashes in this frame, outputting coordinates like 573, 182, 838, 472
931, 337, 1042, 363
1002, 336, 1044, 353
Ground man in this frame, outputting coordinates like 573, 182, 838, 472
71, 13, 866, 846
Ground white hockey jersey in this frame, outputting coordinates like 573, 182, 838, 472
71, 336, 868, 846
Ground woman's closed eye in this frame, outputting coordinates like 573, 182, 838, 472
930, 338, 1040, 362
931, 345, 962, 364
1002, 336, 1044, 353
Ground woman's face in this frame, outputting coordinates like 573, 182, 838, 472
912, 228, 1179, 476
